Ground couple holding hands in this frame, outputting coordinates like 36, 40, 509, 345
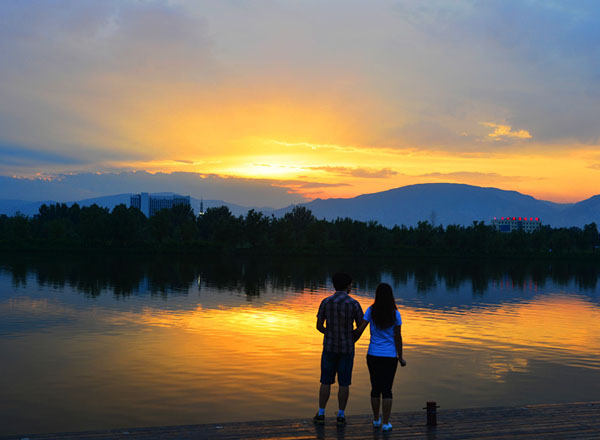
314, 273, 406, 432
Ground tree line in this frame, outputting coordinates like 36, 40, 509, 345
0, 202, 599, 256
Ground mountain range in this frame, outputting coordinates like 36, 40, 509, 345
281, 184, 600, 228
1, 184, 598, 228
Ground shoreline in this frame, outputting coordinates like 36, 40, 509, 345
3, 401, 599, 439
2, 247, 600, 260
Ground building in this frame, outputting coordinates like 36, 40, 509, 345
491, 216, 541, 233
130, 192, 191, 217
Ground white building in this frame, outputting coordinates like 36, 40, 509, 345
130, 193, 191, 217
491, 216, 541, 233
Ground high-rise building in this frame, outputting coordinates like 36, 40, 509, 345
130, 193, 191, 217
491, 216, 541, 233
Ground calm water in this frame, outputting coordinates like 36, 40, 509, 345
1, 254, 599, 435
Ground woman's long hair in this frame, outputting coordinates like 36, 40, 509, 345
370, 283, 398, 329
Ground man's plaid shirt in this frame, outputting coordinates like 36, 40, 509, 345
317, 291, 364, 354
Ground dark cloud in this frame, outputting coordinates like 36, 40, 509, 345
0, 143, 86, 166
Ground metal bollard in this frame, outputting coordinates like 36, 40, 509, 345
423, 401, 440, 426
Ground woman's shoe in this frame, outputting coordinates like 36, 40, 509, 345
382, 423, 393, 431
373, 417, 382, 428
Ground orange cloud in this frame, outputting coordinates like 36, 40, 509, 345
482, 122, 532, 140
307, 166, 398, 178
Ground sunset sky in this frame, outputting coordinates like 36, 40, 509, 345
1, 1, 599, 205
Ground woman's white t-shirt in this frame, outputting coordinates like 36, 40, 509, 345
364, 306, 402, 358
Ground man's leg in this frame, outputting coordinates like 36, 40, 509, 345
338, 385, 349, 410
319, 383, 331, 408
316, 350, 336, 421
336, 352, 354, 423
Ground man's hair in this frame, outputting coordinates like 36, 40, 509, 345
332, 273, 353, 291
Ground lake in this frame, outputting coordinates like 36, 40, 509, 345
1, 253, 599, 436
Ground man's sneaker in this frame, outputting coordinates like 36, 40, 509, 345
373, 417, 382, 428
313, 413, 325, 424
336, 415, 346, 426
382, 422, 392, 431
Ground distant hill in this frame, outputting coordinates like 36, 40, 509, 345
559, 194, 600, 227
0, 199, 57, 217
273, 183, 599, 228
1, 184, 598, 227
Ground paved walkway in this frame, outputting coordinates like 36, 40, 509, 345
4, 401, 600, 439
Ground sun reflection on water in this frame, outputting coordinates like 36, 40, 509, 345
92, 289, 600, 399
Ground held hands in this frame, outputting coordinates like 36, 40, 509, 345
398, 357, 407, 367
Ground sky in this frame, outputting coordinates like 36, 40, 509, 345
1, 0, 599, 205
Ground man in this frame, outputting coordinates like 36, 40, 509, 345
313, 272, 364, 425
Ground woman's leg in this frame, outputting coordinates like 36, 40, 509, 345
366, 355, 381, 420
371, 396, 381, 420
381, 357, 398, 425
382, 398, 393, 424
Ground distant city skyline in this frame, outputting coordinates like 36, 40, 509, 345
2, 1, 600, 204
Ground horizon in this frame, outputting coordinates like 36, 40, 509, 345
2, 2, 600, 206
2, 179, 598, 214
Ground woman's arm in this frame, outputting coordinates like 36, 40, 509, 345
394, 325, 406, 366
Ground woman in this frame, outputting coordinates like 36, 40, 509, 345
355, 283, 406, 431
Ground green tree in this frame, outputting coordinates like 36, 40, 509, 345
110, 204, 148, 245
244, 209, 270, 247
198, 206, 242, 246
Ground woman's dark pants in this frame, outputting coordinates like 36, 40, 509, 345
366, 354, 398, 398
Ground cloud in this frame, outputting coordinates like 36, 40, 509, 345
0, 143, 86, 166
417, 171, 535, 184
481, 123, 532, 140
0, 0, 215, 162
1, 0, 600, 182
272, 180, 350, 189
307, 166, 398, 178
588, 164, 600, 171
0, 171, 308, 207
371, 0, 600, 149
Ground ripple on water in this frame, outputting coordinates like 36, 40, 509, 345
1, 270, 600, 435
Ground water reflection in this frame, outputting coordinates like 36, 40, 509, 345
0, 253, 599, 436
1, 254, 599, 298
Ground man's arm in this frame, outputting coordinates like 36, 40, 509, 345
394, 325, 406, 367
316, 315, 326, 334
353, 319, 368, 342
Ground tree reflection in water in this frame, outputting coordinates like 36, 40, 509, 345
0, 253, 598, 299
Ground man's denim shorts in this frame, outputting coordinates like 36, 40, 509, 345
320, 349, 354, 386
